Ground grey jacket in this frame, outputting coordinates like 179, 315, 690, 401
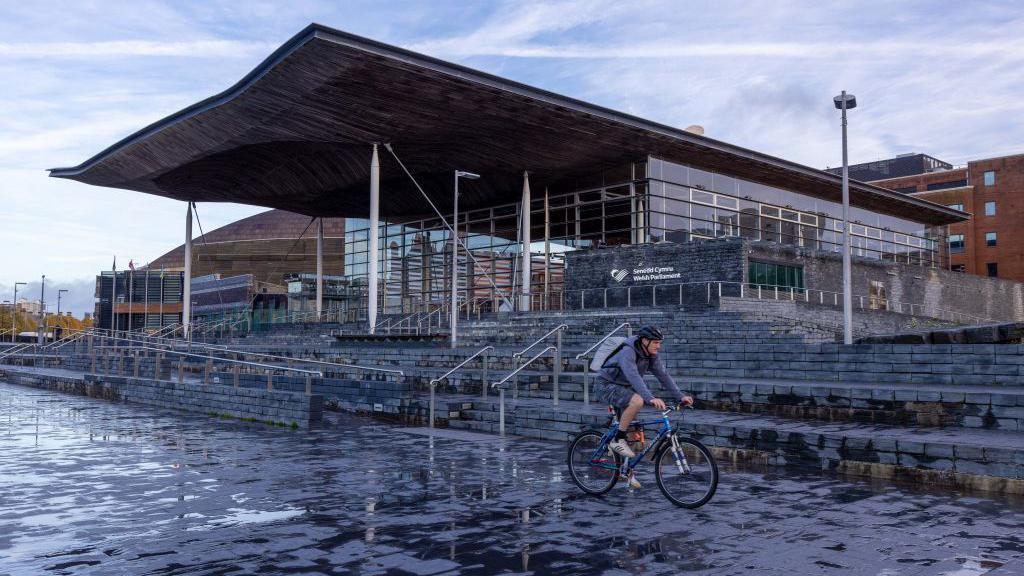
595, 336, 684, 403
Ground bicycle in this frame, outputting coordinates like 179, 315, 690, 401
566, 403, 718, 508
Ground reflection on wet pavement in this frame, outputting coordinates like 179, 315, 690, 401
2, 381, 1024, 575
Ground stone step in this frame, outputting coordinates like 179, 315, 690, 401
447, 396, 1024, 489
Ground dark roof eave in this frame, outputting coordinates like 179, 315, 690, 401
48, 23, 966, 225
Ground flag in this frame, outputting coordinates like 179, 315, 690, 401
129, 260, 136, 272
160, 265, 165, 279
112, 256, 116, 271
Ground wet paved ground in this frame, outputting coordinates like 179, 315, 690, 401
2, 381, 1024, 576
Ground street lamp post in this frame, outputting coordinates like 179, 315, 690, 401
11, 282, 25, 342
451, 170, 480, 349
834, 91, 857, 345
57, 289, 69, 339
38, 275, 46, 344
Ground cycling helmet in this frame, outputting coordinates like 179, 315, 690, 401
637, 325, 664, 341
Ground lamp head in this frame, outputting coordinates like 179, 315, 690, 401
833, 93, 857, 110
455, 170, 481, 180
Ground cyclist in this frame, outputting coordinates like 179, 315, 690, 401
593, 325, 693, 487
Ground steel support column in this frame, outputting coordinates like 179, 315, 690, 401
520, 171, 531, 312
368, 144, 380, 333
316, 217, 324, 319
183, 202, 193, 340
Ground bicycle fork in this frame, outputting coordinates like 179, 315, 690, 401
669, 434, 692, 475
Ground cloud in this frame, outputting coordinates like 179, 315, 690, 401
0, 39, 275, 59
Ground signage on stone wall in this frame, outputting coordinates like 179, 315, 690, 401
609, 264, 682, 283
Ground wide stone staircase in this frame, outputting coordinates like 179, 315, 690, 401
3, 304, 1024, 493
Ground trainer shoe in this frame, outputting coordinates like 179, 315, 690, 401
627, 471, 642, 489
608, 438, 636, 459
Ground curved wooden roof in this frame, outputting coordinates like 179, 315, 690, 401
48, 23, 966, 225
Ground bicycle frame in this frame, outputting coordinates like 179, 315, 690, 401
589, 409, 686, 472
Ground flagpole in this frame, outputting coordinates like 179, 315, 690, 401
159, 267, 165, 331
128, 265, 133, 333
111, 257, 117, 333
144, 266, 149, 332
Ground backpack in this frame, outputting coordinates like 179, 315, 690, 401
589, 336, 629, 372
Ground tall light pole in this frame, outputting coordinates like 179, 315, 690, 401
57, 289, 69, 338
38, 275, 46, 344
834, 91, 857, 345
11, 282, 25, 342
451, 170, 480, 348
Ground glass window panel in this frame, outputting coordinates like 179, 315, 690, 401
690, 204, 715, 237
713, 173, 737, 195
662, 161, 688, 185
761, 205, 780, 218
691, 189, 714, 205
781, 209, 799, 222
716, 209, 739, 237
715, 195, 739, 210
689, 168, 714, 190
761, 217, 780, 242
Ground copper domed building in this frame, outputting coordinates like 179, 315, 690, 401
149, 209, 347, 286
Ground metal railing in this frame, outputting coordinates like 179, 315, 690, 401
490, 345, 556, 436
510, 323, 567, 403
77, 327, 403, 378
426, 345, 494, 428
569, 280, 993, 326
575, 322, 632, 406
96, 344, 322, 394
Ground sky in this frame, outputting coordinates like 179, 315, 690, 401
2, 0, 1023, 316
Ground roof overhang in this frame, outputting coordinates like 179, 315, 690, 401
49, 23, 968, 226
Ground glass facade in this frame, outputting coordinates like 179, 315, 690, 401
647, 157, 947, 268
318, 156, 948, 315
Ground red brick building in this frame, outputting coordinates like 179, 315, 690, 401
864, 154, 1024, 282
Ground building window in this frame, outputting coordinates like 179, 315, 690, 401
987, 262, 998, 277
985, 201, 996, 216
986, 232, 997, 246
893, 186, 917, 194
951, 264, 965, 273
869, 280, 888, 310
947, 203, 964, 211
927, 180, 968, 191
948, 234, 965, 253
984, 171, 995, 186
748, 261, 804, 292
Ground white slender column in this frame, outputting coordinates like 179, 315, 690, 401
520, 171, 531, 311
183, 202, 193, 340
316, 218, 324, 319
368, 144, 380, 332
450, 171, 459, 348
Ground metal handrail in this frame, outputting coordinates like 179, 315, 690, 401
492, 346, 556, 390
514, 324, 567, 359
97, 345, 323, 375
572, 280, 994, 325
490, 345, 556, 436
576, 322, 631, 360
427, 344, 494, 429
78, 327, 404, 377
429, 345, 494, 387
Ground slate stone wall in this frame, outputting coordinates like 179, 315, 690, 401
564, 239, 1024, 323
564, 238, 746, 309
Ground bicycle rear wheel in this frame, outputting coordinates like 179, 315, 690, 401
567, 429, 620, 495
654, 435, 718, 508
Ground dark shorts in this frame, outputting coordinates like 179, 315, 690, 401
594, 379, 638, 409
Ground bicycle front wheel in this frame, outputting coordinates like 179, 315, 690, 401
567, 429, 620, 495
654, 435, 718, 508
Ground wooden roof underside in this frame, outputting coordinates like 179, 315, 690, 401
49, 24, 966, 226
